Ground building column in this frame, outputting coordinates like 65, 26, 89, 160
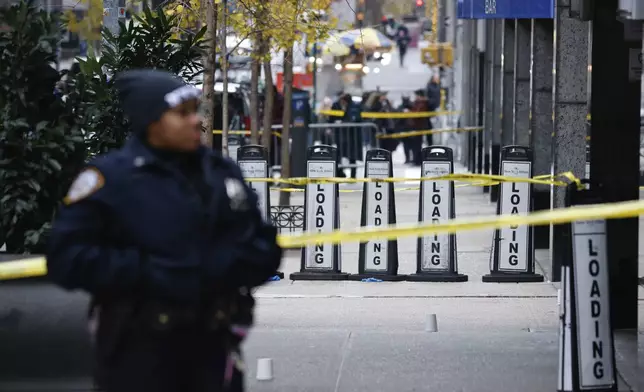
461, 19, 473, 170
473, 22, 482, 172
469, 22, 480, 172
500, 20, 515, 148
476, 20, 486, 175
530, 19, 554, 250
513, 19, 531, 146
489, 20, 503, 202
550, 1, 589, 281
483, 20, 495, 192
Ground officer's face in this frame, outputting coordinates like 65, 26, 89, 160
151, 99, 203, 151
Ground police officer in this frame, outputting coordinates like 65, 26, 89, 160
46, 69, 283, 392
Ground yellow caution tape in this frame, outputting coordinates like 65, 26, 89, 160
270, 175, 562, 193
318, 110, 460, 119
454, 181, 497, 188
269, 187, 362, 193
269, 186, 423, 193
277, 198, 644, 248
271, 187, 305, 193
249, 172, 575, 187
212, 130, 283, 138
0, 257, 46, 281
555, 172, 583, 189
319, 109, 345, 117
377, 127, 483, 139
267, 173, 575, 193
3, 197, 643, 280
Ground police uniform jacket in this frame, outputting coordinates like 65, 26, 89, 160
46, 135, 282, 303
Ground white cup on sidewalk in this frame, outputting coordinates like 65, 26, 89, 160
425, 314, 439, 332
256, 358, 274, 381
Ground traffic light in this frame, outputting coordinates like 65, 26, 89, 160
421, 43, 454, 67
416, 0, 423, 6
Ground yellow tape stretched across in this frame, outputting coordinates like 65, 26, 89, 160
272, 184, 487, 193
377, 127, 483, 139
2, 198, 644, 280
318, 110, 460, 119
212, 130, 283, 138
277, 198, 644, 248
0, 257, 46, 281
272, 187, 424, 193
249, 172, 575, 188
214, 127, 477, 140
270, 174, 563, 193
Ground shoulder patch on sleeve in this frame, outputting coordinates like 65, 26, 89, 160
63, 167, 105, 205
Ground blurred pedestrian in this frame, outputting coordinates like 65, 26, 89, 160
335, 93, 362, 178
395, 23, 411, 67
384, 16, 397, 40
363, 91, 380, 148
318, 96, 335, 145
426, 73, 442, 113
398, 95, 414, 163
408, 89, 432, 166
374, 92, 398, 152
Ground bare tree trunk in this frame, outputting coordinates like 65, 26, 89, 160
220, 0, 229, 157
261, 39, 274, 154
200, 0, 217, 147
249, 32, 261, 144
279, 45, 294, 206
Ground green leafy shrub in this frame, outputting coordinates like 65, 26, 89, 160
0, 1, 205, 252
69, 5, 205, 155
0, 0, 86, 253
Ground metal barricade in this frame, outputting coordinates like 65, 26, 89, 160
214, 122, 384, 176
268, 122, 383, 175
212, 127, 283, 169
